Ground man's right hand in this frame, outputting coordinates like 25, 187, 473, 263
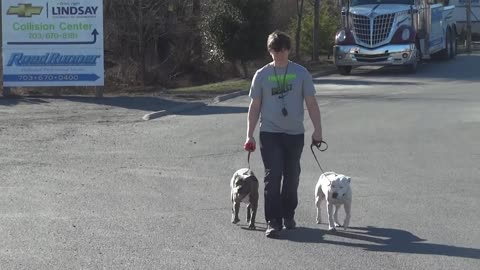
244, 137, 256, 152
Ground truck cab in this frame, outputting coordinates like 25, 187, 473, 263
334, 0, 457, 75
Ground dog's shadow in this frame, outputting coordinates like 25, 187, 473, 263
281, 226, 480, 259
238, 221, 267, 232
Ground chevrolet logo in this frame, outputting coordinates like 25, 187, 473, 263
7, 4, 43, 17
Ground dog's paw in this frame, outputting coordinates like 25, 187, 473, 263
334, 222, 342, 227
316, 219, 321, 224
248, 224, 256, 230
232, 217, 240, 224
328, 226, 337, 232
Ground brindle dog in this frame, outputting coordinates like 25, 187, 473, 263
230, 168, 259, 230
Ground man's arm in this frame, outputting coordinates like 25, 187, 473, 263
247, 96, 262, 139
305, 95, 323, 142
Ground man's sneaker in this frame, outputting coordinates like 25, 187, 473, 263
265, 220, 282, 238
283, 218, 296, 230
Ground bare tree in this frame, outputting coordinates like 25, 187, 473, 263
106, 0, 170, 85
192, 0, 202, 63
313, 0, 320, 60
295, 0, 305, 59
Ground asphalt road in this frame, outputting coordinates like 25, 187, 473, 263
1, 54, 479, 269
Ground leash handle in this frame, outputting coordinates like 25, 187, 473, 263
310, 140, 328, 174
244, 141, 255, 170
312, 140, 328, 152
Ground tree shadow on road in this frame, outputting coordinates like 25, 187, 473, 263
0, 95, 248, 116
281, 226, 480, 259
63, 96, 248, 116
313, 77, 423, 86
178, 103, 247, 115
0, 96, 50, 106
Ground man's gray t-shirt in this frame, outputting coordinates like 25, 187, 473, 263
249, 61, 316, 135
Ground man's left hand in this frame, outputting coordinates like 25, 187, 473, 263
312, 129, 323, 144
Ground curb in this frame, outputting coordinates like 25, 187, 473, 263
213, 90, 249, 103
142, 65, 338, 120
210, 65, 338, 104
142, 101, 206, 121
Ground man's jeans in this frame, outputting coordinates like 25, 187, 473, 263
260, 132, 304, 224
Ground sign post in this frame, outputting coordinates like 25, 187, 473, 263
466, 0, 472, 53
1, 0, 104, 96
2, 87, 11, 97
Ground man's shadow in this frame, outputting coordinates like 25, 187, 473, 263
281, 226, 479, 259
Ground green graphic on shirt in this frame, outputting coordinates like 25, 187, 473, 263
268, 74, 296, 96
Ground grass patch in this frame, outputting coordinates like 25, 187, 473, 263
168, 79, 251, 94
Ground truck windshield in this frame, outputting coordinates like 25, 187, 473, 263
350, 0, 414, 5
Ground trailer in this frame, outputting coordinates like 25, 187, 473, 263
450, 0, 480, 41
334, 0, 458, 75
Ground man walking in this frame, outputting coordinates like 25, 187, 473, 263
244, 30, 323, 238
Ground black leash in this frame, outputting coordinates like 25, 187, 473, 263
310, 140, 328, 174
246, 141, 327, 172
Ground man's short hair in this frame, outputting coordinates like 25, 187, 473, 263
267, 30, 291, 52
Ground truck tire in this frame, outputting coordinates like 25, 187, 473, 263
450, 31, 457, 59
440, 30, 452, 60
337, 66, 352, 75
405, 63, 417, 74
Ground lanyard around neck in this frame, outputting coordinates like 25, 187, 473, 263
273, 62, 289, 95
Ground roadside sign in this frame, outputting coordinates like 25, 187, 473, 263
1, 0, 104, 87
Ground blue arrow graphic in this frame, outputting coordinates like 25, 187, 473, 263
4, 74, 100, 82
7, 29, 99, 45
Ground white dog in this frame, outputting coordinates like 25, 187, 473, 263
315, 172, 352, 231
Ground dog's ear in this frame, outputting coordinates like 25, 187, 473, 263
346, 177, 352, 184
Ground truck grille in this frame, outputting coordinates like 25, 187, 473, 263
351, 13, 395, 47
